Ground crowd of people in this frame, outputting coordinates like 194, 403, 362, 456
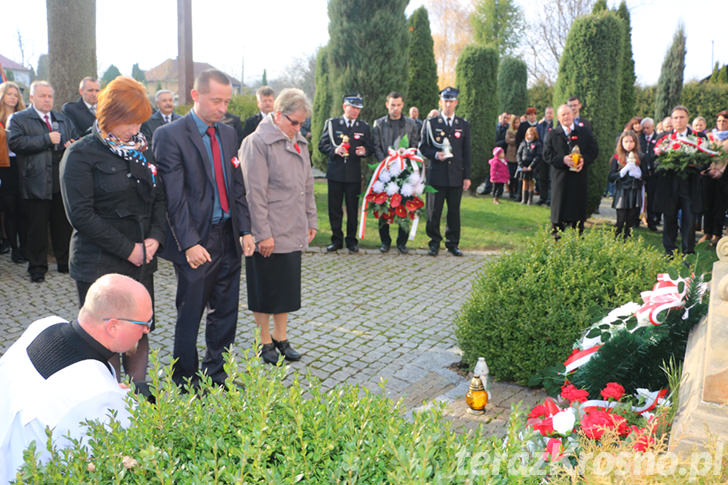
491, 100, 728, 254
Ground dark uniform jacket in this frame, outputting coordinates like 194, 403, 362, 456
543, 123, 598, 223
221, 112, 245, 149
653, 127, 707, 214
241, 113, 263, 142
141, 111, 181, 150
61, 98, 95, 135
419, 114, 471, 188
59, 134, 167, 283
318, 116, 373, 183
372, 115, 420, 162
7, 107, 77, 200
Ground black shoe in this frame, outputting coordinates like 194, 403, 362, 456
326, 243, 342, 252
428, 246, 439, 256
448, 247, 463, 257
347, 244, 359, 253
259, 343, 279, 365
0, 239, 9, 255
11, 250, 27, 264
379, 243, 390, 253
31, 273, 45, 283
272, 338, 301, 361
57, 265, 69, 274
648, 224, 658, 232
397, 245, 408, 255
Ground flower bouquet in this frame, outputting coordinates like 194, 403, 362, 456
357, 137, 434, 239
654, 132, 724, 178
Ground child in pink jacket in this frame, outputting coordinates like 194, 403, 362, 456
489, 147, 510, 204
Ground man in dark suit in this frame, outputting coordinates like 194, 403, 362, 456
536, 107, 555, 205
419, 87, 471, 257
318, 94, 373, 253
153, 70, 255, 387
61, 77, 99, 134
372, 91, 420, 254
221, 111, 244, 149
654, 106, 707, 256
567, 96, 593, 133
543, 104, 598, 238
7, 81, 76, 282
140, 90, 180, 149
240, 85, 275, 142
639, 117, 660, 231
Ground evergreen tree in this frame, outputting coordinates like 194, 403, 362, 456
327, 0, 408, 124
101, 65, 122, 87
710, 62, 720, 84
592, 0, 607, 13
455, 45, 499, 191
654, 25, 686, 121
553, 11, 625, 216
406, 6, 439, 116
717, 65, 728, 84
497, 57, 527, 115
36, 54, 49, 81
616, 1, 636, 125
131, 63, 145, 82
470, 0, 525, 57
262, 69, 268, 86
311, 45, 333, 170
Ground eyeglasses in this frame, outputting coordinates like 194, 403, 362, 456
104, 317, 153, 328
284, 114, 304, 127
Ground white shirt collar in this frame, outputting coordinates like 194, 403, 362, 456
33, 105, 50, 120
83, 100, 95, 111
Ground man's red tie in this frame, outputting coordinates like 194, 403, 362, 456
43, 114, 52, 131
206, 126, 229, 213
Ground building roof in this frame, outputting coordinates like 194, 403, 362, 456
144, 58, 240, 85
0, 54, 31, 72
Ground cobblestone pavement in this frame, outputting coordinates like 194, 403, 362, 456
0, 247, 546, 434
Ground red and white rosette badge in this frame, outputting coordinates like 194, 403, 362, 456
358, 147, 426, 240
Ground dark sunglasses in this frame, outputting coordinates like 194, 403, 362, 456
284, 114, 304, 127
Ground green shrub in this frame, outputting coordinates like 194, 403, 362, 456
17, 351, 546, 483
455, 228, 683, 385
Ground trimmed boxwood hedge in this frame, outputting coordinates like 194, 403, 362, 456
455, 228, 683, 385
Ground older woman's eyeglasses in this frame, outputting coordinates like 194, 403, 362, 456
284, 114, 304, 127
104, 317, 153, 328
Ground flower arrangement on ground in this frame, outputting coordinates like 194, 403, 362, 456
358, 138, 434, 239
654, 131, 727, 177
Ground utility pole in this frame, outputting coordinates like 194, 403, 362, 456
177, 0, 193, 105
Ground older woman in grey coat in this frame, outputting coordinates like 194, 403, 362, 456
239, 88, 317, 364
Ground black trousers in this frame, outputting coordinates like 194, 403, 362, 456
702, 177, 728, 236
0, 191, 26, 252
328, 180, 359, 248
378, 218, 408, 247
24, 193, 71, 276
615, 207, 639, 240
645, 174, 660, 226
537, 164, 550, 203
426, 185, 462, 249
172, 220, 241, 386
662, 194, 696, 255
492, 183, 504, 198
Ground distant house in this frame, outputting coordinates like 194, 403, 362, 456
143, 58, 242, 97
0, 54, 33, 87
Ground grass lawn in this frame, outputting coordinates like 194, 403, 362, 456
310, 179, 720, 267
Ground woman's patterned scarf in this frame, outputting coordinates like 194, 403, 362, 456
94, 121, 157, 194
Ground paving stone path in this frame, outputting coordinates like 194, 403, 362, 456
0, 246, 546, 435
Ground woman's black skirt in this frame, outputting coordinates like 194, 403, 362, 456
245, 251, 302, 314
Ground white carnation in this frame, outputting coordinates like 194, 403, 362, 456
414, 183, 425, 195
552, 408, 576, 435
407, 172, 421, 185
385, 181, 399, 196
400, 183, 414, 197
378, 170, 392, 183
388, 163, 403, 177
372, 181, 385, 193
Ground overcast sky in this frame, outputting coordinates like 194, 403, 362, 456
2, 0, 724, 87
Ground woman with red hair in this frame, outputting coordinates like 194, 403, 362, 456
60, 76, 166, 382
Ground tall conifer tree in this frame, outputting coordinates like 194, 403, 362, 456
654, 25, 686, 121
616, 1, 636, 125
327, 0, 408, 123
406, 6, 439, 115
456, 45, 499, 190
311, 45, 333, 170
497, 57, 527, 115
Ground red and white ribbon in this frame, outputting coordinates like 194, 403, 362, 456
564, 345, 602, 373
580, 388, 668, 415
635, 273, 687, 325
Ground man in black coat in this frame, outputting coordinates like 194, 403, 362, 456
639, 117, 660, 231
240, 86, 275, 142
536, 107, 555, 205
419, 87, 471, 257
140, 90, 181, 149
61, 77, 99, 135
318, 94, 373, 253
372, 91, 421, 254
543, 104, 598, 238
7, 81, 77, 282
653, 106, 707, 256
153, 70, 255, 387
567, 96, 593, 133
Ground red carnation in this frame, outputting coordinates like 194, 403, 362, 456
543, 438, 564, 462
600, 382, 625, 401
671, 143, 681, 150
580, 409, 612, 440
533, 417, 555, 436
405, 197, 424, 211
390, 192, 402, 208
373, 210, 380, 219
365, 193, 375, 202
395, 205, 407, 218
373, 192, 388, 205
560, 383, 589, 403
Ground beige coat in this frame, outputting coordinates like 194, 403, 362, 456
239, 115, 317, 254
